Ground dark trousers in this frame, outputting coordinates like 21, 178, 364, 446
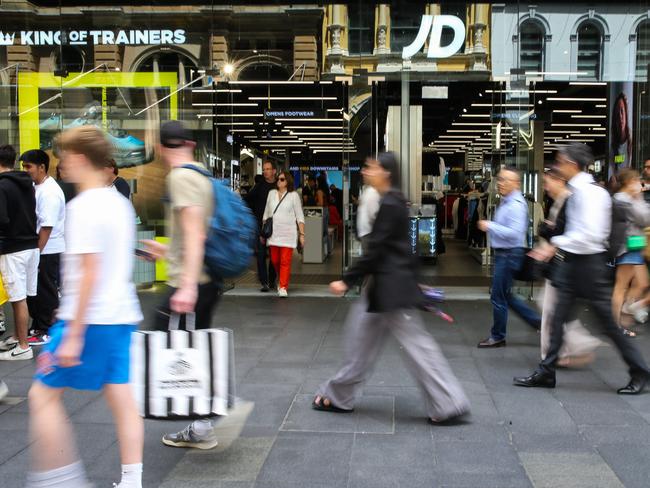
27, 253, 60, 333
538, 252, 650, 377
154, 280, 222, 331
490, 248, 541, 341
256, 236, 276, 287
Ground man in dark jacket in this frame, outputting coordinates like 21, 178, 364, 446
0, 145, 39, 360
245, 161, 277, 292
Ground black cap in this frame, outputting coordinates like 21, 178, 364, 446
160, 120, 193, 148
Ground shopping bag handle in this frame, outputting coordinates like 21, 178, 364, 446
169, 312, 196, 331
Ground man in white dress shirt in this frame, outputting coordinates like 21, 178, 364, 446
514, 143, 650, 394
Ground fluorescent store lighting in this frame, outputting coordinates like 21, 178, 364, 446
553, 110, 582, 113
552, 123, 598, 127
216, 114, 264, 117
327, 108, 344, 112
229, 80, 323, 85
451, 123, 494, 126
547, 98, 607, 102
191, 89, 242, 93
592, 127, 606, 131
216, 122, 254, 126
523, 71, 587, 76
300, 137, 352, 141
486, 89, 557, 94
472, 103, 533, 107
191, 103, 258, 107
230, 129, 255, 132
461, 114, 491, 118
284, 126, 344, 129
440, 135, 481, 138
260, 144, 305, 147
290, 132, 347, 136
545, 130, 581, 134
447, 130, 490, 133
595, 104, 606, 108
277, 118, 343, 122
249, 96, 337, 101
569, 82, 607, 86
571, 115, 607, 119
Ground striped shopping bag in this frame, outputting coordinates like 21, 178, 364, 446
130, 314, 235, 419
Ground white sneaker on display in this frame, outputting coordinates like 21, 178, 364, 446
0, 337, 18, 351
0, 346, 33, 361
278, 288, 288, 298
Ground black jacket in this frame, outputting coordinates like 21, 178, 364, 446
245, 179, 276, 224
0, 171, 38, 255
343, 190, 422, 313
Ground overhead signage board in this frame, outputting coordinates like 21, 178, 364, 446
264, 109, 325, 119
402, 15, 465, 60
0, 29, 186, 46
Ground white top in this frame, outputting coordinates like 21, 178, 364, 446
58, 187, 143, 325
35, 176, 66, 255
357, 185, 381, 238
263, 190, 304, 249
551, 172, 611, 255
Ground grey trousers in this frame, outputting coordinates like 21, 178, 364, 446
317, 295, 470, 421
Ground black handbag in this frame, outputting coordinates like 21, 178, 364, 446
261, 191, 288, 239
514, 250, 547, 282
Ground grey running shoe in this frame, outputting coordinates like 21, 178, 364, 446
162, 423, 219, 450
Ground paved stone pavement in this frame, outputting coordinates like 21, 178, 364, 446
1, 294, 650, 487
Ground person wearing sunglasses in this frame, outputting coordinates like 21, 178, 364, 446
262, 171, 305, 298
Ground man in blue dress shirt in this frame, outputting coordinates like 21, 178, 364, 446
477, 167, 541, 348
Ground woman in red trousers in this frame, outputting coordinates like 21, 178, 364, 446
262, 171, 305, 297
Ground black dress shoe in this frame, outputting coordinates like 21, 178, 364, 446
477, 337, 506, 348
513, 371, 556, 388
260, 284, 270, 293
617, 376, 647, 395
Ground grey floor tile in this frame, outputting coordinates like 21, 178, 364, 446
596, 443, 650, 488
519, 452, 624, 488
165, 437, 274, 482
256, 432, 353, 486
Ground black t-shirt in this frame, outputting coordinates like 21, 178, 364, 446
302, 185, 316, 206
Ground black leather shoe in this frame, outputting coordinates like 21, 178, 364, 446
477, 337, 506, 348
513, 371, 556, 388
617, 376, 647, 395
260, 284, 270, 293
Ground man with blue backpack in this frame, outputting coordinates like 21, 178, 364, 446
143, 120, 255, 449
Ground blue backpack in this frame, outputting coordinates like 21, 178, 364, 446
182, 165, 257, 278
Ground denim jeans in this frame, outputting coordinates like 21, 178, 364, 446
256, 234, 276, 287
490, 248, 541, 341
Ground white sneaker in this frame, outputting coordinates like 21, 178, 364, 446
0, 337, 18, 351
0, 346, 33, 361
278, 288, 288, 298
0, 381, 8, 402
0, 321, 5, 333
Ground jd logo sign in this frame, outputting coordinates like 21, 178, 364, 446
402, 15, 466, 60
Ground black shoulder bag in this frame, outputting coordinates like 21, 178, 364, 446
261, 191, 289, 239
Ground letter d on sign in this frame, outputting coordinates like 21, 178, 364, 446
428, 15, 465, 59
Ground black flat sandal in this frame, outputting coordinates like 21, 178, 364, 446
312, 396, 354, 413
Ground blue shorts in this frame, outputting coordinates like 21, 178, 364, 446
35, 321, 136, 391
617, 251, 645, 266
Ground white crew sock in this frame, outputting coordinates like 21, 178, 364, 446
191, 418, 216, 437
116, 463, 143, 488
26, 461, 88, 488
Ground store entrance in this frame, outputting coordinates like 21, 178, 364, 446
198, 80, 352, 289
370, 79, 609, 288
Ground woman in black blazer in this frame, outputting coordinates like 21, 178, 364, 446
313, 152, 470, 424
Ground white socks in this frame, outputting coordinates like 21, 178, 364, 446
26, 461, 89, 488
115, 463, 143, 488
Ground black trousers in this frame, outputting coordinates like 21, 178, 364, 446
27, 253, 60, 333
538, 252, 650, 378
256, 235, 276, 287
154, 279, 222, 331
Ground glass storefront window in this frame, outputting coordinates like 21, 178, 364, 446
390, 3, 424, 53
636, 21, 650, 81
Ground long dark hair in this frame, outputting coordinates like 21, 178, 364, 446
611, 92, 633, 159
